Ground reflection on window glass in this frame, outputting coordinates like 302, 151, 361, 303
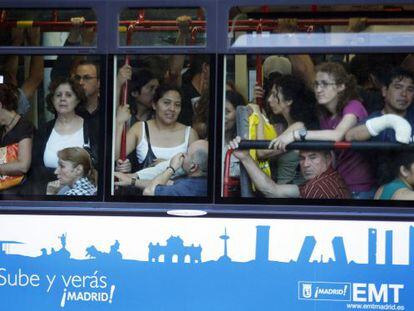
112, 54, 210, 198
222, 53, 414, 202
0, 9, 97, 47
0, 54, 102, 198
228, 5, 414, 48
119, 8, 206, 46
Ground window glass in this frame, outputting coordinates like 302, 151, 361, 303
0, 9, 97, 47
111, 54, 211, 200
221, 53, 414, 203
228, 5, 414, 48
0, 54, 103, 199
119, 8, 206, 46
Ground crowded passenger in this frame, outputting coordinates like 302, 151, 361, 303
115, 84, 198, 174
142, 140, 208, 196
229, 137, 350, 199
2, 27, 44, 116
253, 75, 319, 184
375, 151, 414, 200
269, 62, 376, 198
0, 83, 34, 193
346, 67, 414, 143
223, 90, 247, 178
116, 65, 160, 125
46, 147, 97, 196
33, 77, 97, 193
178, 55, 210, 126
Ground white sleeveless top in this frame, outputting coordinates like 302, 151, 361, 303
43, 127, 84, 168
136, 122, 191, 163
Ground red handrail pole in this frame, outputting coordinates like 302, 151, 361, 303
119, 24, 135, 161
255, 20, 264, 112
223, 149, 234, 197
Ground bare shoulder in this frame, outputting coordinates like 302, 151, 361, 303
393, 188, 414, 200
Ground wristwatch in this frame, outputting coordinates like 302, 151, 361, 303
298, 128, 308, 141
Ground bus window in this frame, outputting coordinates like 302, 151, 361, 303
119, 8, 206, 46
0, 8, 97, 47
0, 54, 104, 199
221, 52, 414, 203
227, 4, 414, 49
111, 54, 212, 200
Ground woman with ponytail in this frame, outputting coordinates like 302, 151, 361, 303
47, 147, 97, 195
270, 62, 376, 198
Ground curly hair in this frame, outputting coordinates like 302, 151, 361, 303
0, 83, 18, 112
270, 75, 319, 130
315, 62, 360, 116
45, 77, 87, 114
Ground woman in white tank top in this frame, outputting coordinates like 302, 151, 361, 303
115, 84, 198, 169
43, 78, 87, 169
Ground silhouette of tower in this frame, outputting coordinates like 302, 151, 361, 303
385, 230, 393, 265
218, 228, 231, 262
332, 236, 347, 263
410, 226, 414, 265
297, 236, 316, 263
255, 226, 270, 262
368, 228, 377, 264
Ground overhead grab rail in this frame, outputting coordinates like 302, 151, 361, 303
223, 140, 414, 197
2, 18, 414, 31
233, 140, 414, 151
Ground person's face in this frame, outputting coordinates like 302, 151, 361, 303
299, 151, 331, 181
225, 101, 236, 132
267, 85, 291, 116
314, 72, 343, 107
383, 77, 414, 114
53, 83, 79, 114
74, 64, 100, 98
54, 159, 81, 186
153, 90, 181, 124
401, 163, 414, 187
134, 79, 159, 108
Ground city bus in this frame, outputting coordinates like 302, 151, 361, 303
0, 0, 413, 310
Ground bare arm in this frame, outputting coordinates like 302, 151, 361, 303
0, 138, 32, 175
345, 124, 372, 141
188, 127, 199, 145
142, 153, 184, 196
393, 188, 414, 200
238, 153, 300, 198
168, 16, 191, 86
229, 137, 300, 198
305, 114, 358, 142
115, 106, 139, 159
113, 172, 151, 190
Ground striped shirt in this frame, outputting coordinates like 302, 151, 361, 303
299, 167, 350, 199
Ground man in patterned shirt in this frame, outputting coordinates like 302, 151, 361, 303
230, 137, 350, 199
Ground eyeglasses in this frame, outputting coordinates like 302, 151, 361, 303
313, 81, 336, 89
73, 75, 97, 82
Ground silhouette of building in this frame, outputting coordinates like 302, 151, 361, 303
218, 228, 231, 262
386, 230, 393, 265
369, 228, 377, 264
256, 226, 269, 262
332, 236, 347, 264
410, 226, 414, 265
148, 236, 202, 263
297, 236, 316, 263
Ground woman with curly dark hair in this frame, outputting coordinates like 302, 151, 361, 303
253, 75, 318, 184
33, 77, 97, 194
0, 83, 34, 192
270, 62, 376, 198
